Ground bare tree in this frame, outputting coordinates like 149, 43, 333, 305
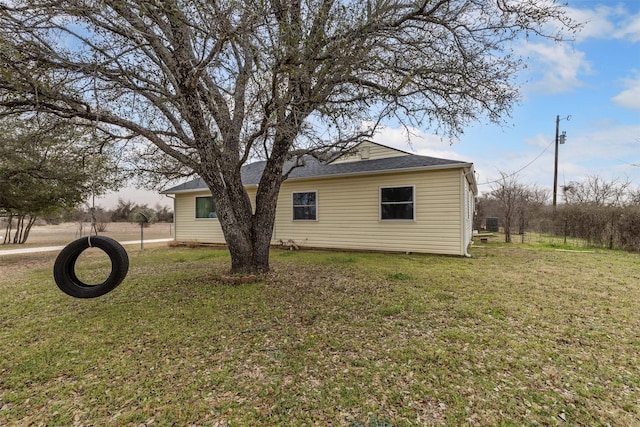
629, 187, 640, 206
0, 1, 577, 273
474, 195, 495, 231
518, 184, 548, 234
561, 175, 633, 249
488, 172, 547, 243
563, 175, 632, 207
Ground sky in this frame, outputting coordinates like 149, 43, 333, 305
97, 0, 640, 208
374, 0, 640, 198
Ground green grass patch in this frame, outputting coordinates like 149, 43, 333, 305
386, 271, 412, 281
378, 304, 403, 317
324, 253, 360, 264
1, 245, 640, 425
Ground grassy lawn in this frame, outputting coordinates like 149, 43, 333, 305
1, 242, 639, 426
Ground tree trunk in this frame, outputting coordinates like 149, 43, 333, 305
200, 143, 291, 275
504, 216, 511, 243
217, 191, 280, 274
2, 215, 12, 244
19, 215, 37, 244
214, 195, 262, 274
200, 165, 285, 274
13, 215, 24, 244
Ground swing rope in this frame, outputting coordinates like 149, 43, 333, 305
88, 191, 97, 247
89, 191, 98, 237
88, 59, 100, 245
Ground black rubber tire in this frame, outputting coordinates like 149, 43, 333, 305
53, 236, 129, 298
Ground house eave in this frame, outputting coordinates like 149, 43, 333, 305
284, 162, 474, 184
161, 162, 473, 195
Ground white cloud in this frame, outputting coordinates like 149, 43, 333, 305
566, 123, 640, 164
566, 5, 618, 41
567, 4, 640, 43
369, 125, 469, 162
612, 73, 640, 109
519, 42, 591, 94
614, 10, 640, 42
523, 133, 555, 150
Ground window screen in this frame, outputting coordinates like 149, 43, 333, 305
380, 186, 414, 220
293, 191, 317, 220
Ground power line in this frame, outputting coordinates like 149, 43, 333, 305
477, 139, 555, 186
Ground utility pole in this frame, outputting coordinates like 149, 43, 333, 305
553, 115, 570, 209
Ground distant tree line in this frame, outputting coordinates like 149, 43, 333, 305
2, 199, 173, 245
477, 174, 640, 252
59, 199, 173, 227
103, 199, 173, 224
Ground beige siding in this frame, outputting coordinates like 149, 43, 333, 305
172, 168, 466, 255
273, 168, 464, 255
173, 189, 256, 243
331, 141, 408, 164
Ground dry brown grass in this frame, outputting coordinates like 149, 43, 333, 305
1, 222, 173, 248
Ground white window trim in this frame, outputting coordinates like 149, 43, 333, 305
292, 190, 318, 221
194, 195, 218, 220
379, 185, 416, 221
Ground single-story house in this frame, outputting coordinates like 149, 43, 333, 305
162, 141, 477, 256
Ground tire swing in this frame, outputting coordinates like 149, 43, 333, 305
53, 151, 129, 298
54, 235, 129, 298
53, 75, 129, 298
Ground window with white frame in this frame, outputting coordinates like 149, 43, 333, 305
195, 196, 217, 219
292, 191, 317, 220
380, 186, 414, 220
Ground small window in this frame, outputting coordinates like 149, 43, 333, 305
380, 186, 414, 220
293, 191, 317, 220
195, 196, 217, 219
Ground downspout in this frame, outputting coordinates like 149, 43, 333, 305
462, 169, 476, 258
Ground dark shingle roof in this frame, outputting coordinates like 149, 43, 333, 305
162, 154, 470, 193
